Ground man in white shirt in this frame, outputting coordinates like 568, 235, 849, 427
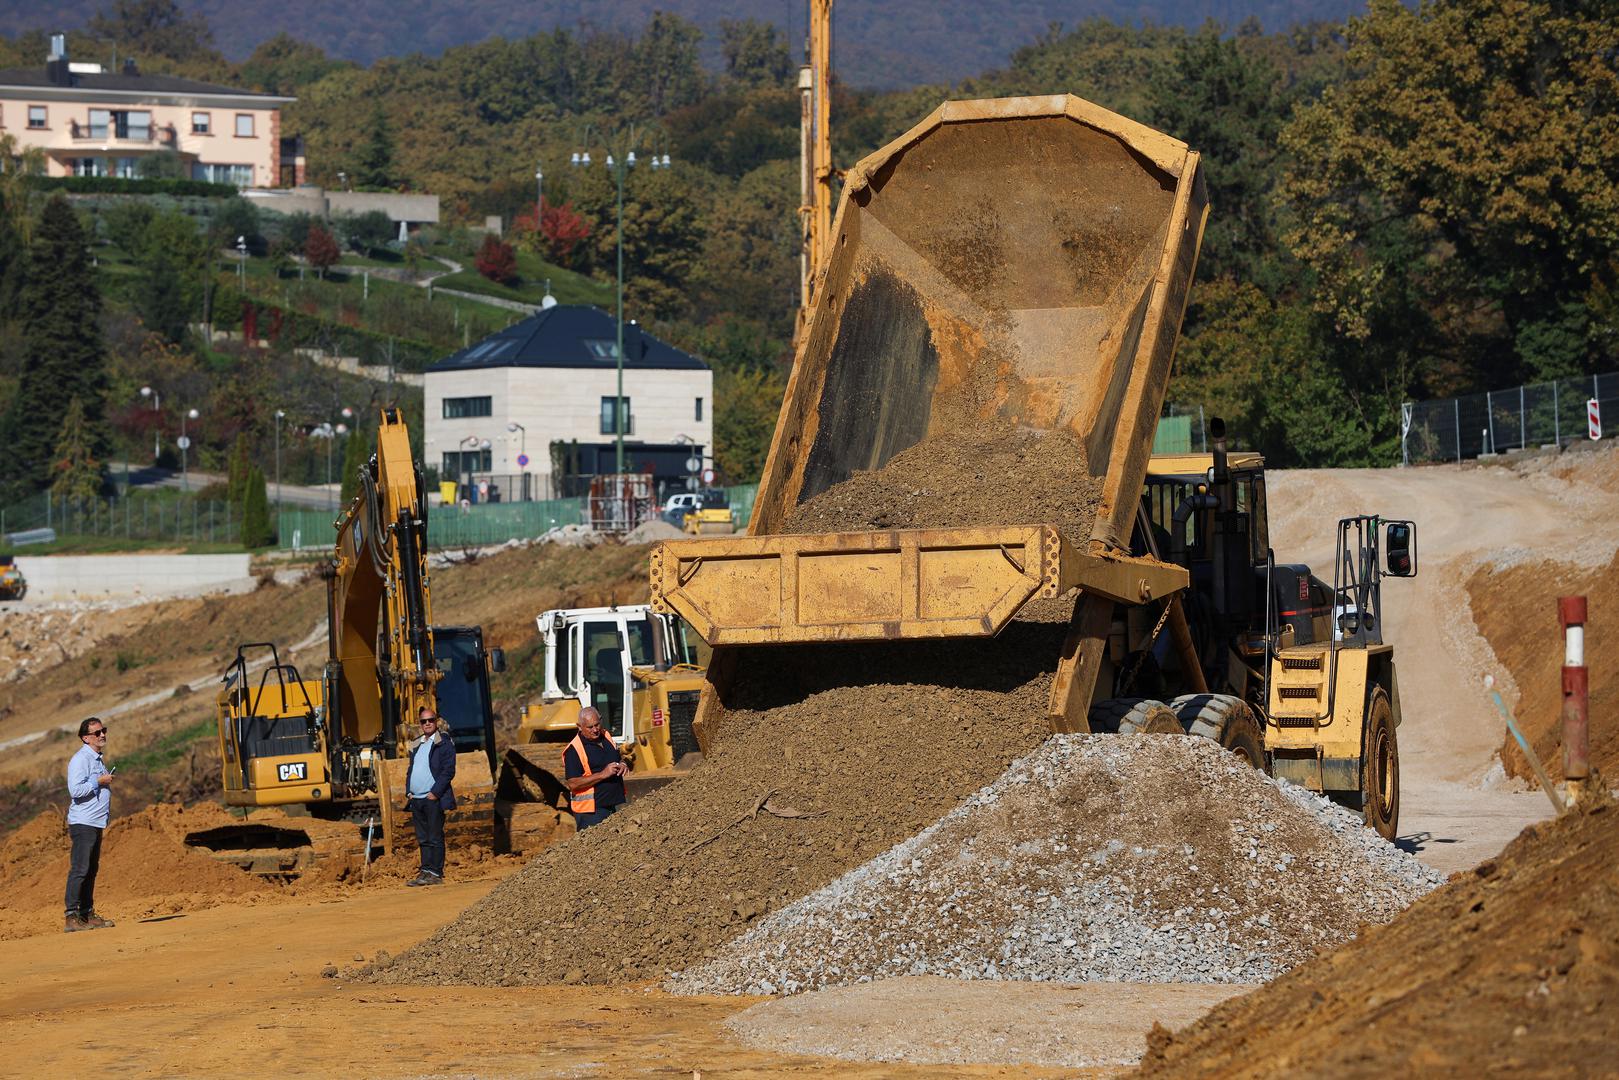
65, 716, 115, 932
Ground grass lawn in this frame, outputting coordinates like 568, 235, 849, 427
0, 537, 249, 556
428, 246, 612, 309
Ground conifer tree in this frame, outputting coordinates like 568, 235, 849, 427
354, 104, 395, 189
49, 398, 104, 501
242, 465, 274, 548
3, 196, 107, 498
226, 433, 251, 506
339, 422, 369, 505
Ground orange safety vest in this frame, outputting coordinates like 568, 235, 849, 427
565, 733, 617, 815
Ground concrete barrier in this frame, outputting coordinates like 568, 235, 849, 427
13, 554, 254, 601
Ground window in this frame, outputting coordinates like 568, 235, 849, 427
88, 109, 109, 139
442, 396, 492, 419
694, 397, 703, 422
190, 163, 254, 187
191, 111, 210, 135
120, 110, 151, 140
27, 106, 45, 129
600, 396, 631, 435
441, 449, 492, 477
584, 339, 620, 361
235, 113, 254, 137
72, 157, 108, 177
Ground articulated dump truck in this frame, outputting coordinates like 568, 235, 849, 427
650, 95, 1416, 838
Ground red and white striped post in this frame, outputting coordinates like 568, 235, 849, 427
1559, 596, 1589, 802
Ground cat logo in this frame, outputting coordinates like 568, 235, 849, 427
277, 762, 308, 782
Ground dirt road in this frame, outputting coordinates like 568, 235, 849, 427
0, 881, 1081, 1079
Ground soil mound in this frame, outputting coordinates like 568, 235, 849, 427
1469, 549, 1616, 782
1139, 790, 1619, 1077
374, 617, 1069, 987
0, 802, 271, 938
671, 735, 1441, 995
778, 427, 1101, 543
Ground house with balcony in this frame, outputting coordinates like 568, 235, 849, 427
0, 34, 301, 188
425, 303, 713, 504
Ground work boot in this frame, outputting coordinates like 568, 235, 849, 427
419, 872, 444, 886
405, 872, 429, 887
81, 912, 115, 929
64, 915, 89, 933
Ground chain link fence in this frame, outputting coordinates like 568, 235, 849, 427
0, 490, 245, 546
1403, 372, 1616, 465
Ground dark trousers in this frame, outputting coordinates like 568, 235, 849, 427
65, 824, 103, 917
575, 802, 620, 831
411, 797, 445, 877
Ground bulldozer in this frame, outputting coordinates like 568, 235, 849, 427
500, 604, 707, 812
647, 95, 1417, 839
203, 410, 509, 871
0, 556, 24, 601
682, 489, 736, 535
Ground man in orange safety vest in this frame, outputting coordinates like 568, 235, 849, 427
562, 707, 627, 830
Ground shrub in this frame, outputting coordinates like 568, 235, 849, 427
474, 234, 518, 284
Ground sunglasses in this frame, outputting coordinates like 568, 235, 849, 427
419, 717, 438, 724
87, 730, 108, 737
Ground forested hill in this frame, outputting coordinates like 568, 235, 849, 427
6, 0, 1365, 86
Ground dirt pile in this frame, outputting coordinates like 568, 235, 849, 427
0, 802, 272, 938
1139, 792, 1619, 1077
374, 617, 1069, 987
671, 735, 1441, 995
1469, 549, 1616, 783
779, 427, 1100, 542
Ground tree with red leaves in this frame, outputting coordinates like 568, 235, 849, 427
475, 233, 518, 285
513, 198, 592, 269
304, 223, 340, 278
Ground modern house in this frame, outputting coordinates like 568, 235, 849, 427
0, 34, 301, 188
425, 304, 713, 503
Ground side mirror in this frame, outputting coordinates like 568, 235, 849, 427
1385, 521, 1416, 577
488, 647, 506, 673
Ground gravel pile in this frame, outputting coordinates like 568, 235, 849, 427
670, 735, 1443, 995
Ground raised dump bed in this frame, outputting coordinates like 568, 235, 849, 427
653, 94, 1208, 735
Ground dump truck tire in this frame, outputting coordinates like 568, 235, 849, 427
1169, 694, 1265, 771
1360, 687, 1399, 841
1089, 698, 1181, 735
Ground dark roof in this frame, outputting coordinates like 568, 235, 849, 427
0, 68, 290, 100
429, 304, 707, 373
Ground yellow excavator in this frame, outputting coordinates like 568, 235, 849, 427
207, 409, 507, 869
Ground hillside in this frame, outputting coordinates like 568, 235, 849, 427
7, 0, 1366, 87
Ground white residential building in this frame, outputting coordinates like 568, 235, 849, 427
424, 304, 713, 503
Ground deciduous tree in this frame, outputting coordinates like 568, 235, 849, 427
304, 224, 340, 278
474, 234, 518, 284
49, 397, 104, 501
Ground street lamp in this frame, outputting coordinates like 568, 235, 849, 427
534, 163, 544, 232
179, 407, 199, 491
574, 126, 669, 475
508, 421, 527, 501
140, 385, 161, 461
274, 409, 285, 508
236, 234, 247, 288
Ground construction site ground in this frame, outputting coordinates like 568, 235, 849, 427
2, 444, 1615, 1075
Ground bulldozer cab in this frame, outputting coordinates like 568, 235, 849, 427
540, 606, 700, 744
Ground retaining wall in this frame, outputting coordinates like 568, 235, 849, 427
14, 554, 254, 601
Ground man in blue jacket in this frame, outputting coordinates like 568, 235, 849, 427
65, 716, 115, 932
405, 705, 456, 886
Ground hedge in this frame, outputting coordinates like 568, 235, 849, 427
30, 176, 239, 197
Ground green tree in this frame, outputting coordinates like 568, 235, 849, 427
354, 104, 396, 189
136, 246, 190, 344
712, 366, 786, 485
241, 465, 274, 547
89, 0, 218, 63
339, 210, 395, 255
637, 12, 704, 115
339, 423, 368, 504
1278, 0, 1619, 387
1, 195, 108, 497
720, 20, 792, 88
49, 397, 103, 500
226, 432, 251, 506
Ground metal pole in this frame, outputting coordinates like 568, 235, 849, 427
615, 155, 625, 475
1554, 380, 1560, 446
1454, 398, 1462, 461
1519, 385, 1526, 450
1487, 390, 1496, 454
1560, 596, 1589, 804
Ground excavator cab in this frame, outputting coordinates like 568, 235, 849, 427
429, 626, 504, 780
